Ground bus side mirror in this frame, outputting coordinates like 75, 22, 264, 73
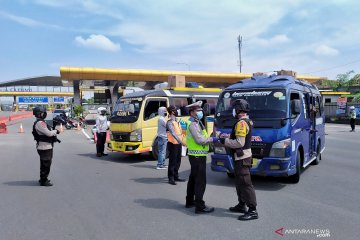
128, 104, 135, 114
291, 99, 301, 115
203, 103, 211, 116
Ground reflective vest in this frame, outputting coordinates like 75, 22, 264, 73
167, 120, 182, 144
186, 120, 209, 156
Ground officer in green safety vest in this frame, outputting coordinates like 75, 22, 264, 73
185, 101, 219, 214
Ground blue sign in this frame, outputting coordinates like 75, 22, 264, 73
53, 97, 65, 103
18, 97, 48, 103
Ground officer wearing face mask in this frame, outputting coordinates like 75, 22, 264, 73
219, 99, 258, 221
32, 106, 60, 186
185, 101, 219, 214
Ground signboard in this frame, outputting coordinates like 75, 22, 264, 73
53, 97, 65, 103
336, 97, 347, 115
18, 96, 48, 104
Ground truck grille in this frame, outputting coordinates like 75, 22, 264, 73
112, 132, 130, 142
251, 142, 271, 158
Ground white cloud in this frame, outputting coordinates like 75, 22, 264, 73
75, 34, 121, 52
315, 44, 339, 56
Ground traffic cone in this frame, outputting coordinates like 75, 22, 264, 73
59, 123, 64, 132
18, 123, 24, 133
77, 122, 81, 131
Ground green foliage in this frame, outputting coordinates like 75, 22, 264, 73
352, 94, 360, 103
335, 70, 359, 90
73, 105, 83, 117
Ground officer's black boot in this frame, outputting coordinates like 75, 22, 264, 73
229, 203, 247, 213
39, 179, 53, 187
238, 207, 258, 221
185, 197, 195, 208
195, 200, 214, 214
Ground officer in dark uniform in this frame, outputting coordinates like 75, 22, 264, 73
32, 106, 60, 186
219, 99, 258, 220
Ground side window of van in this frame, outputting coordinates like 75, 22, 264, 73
290, 92, 300, 121
173, 98, 190, 116
144, 100, 167, 121
196, 98, 217, 115
316, 96, 322, 117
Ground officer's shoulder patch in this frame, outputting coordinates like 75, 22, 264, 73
40, 121, 46, 127
235, 120, 247, 137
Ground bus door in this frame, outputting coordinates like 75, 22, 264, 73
141, 97, 169, 148
303, 93, 316, 163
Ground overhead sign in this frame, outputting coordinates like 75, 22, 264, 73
53, 97, 65, 103
18, 96, 48, 104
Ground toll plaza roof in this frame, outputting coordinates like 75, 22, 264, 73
0, 76, 63, 87
60, 67, 326, 84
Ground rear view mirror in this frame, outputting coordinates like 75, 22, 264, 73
203, 103, 211, 116
291, 99, 301, 115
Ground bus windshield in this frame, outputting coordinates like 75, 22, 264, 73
215, 89, 288, 128
111, 98, 143, 123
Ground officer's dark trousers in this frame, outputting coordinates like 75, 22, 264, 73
350, 118, 355, 131
168, 142, 182, 181
234, 159, 257, 210
37, 149, 53, 182
186, 155, 206, 208
96, 132, 107, 154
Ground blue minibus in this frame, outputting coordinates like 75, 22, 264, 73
211, 72, 325, 183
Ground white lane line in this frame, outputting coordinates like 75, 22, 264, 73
81, 128, 92, 141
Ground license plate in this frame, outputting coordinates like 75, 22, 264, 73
217, 161, 224, 166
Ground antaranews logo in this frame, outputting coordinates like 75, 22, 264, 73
274, 227, 331, 238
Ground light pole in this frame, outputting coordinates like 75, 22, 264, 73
176, 62, 190, 71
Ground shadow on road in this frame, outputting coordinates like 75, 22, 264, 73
76, 153, 146, 164
131, 177, 168, 184
134, 198, 243, 218
3, 180, 39, 186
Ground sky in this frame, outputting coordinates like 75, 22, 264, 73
0, 0, 359, 82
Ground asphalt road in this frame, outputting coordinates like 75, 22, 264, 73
0, 117, 359, 240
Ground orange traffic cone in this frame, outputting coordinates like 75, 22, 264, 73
18, 123, 24, 133
77, 122, 81, 131
59, 123, 64, 132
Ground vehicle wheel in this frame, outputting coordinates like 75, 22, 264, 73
227, 172, 235, 178
288, 151, 301, 183
65, 124, 72, 130
311, 141, 321, 165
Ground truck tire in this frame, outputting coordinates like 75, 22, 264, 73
288, 151, 301, 183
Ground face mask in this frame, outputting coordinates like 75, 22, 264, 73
196, 111, 203, 120
173, 111, 178, 117
41, 112, 47, 119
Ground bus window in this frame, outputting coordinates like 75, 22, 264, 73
197, 98, 217, 115
144, 99, 167, 121
173, 98, 189, 116
302, 94, 309, 119
290, 92, 300, 120
316, 96, 322, 117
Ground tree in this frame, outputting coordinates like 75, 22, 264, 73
336, 70, 359, 91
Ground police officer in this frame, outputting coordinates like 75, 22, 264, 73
185, 101, 219, 213
166, 105, 186, 185
349, 106, 357, 132
32, 106, 60, 187
219, 99, 258, 220
96, 107, 108, 157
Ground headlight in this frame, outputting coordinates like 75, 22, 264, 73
130, 129, 142, 141
214, 146, 227, 154
269, 138, 291, 158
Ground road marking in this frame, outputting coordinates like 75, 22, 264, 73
81, 128, 92, 141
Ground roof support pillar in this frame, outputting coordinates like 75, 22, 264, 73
73, 80, 81, 105
109, 81, 119, 110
